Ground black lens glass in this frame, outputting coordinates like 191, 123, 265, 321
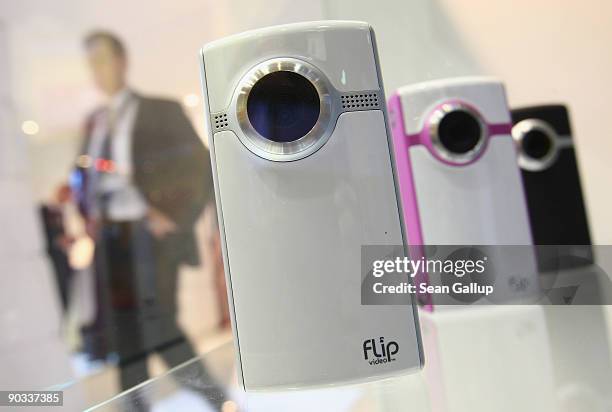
522, 129, 552, 159
247, 71, 320, 143
437, 110, 483, 154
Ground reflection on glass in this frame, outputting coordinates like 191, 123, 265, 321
2, 26, 231, 411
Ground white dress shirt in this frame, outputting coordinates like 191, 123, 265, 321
87, 89, 148, 221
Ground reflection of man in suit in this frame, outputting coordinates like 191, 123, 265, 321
74, 31, 225, 409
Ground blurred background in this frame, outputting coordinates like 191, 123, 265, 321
3, 0, 612, 240
0, 0, 611, 410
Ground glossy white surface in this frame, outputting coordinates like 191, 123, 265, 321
213, 110, 421, 389
410, 137, 538, 302
409, 138, 531, 245
201, 21, 422, 390
201, 21, 380, 113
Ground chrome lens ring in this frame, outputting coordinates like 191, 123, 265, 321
428, 102, 488, 165
235, 58, 335, 162
512, 119, 559, 172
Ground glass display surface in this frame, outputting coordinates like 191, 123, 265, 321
86, 305, 611, 412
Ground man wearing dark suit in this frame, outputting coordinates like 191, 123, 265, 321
74, 31, 226, 410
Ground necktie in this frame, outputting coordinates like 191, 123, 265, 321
93, 93, 132, 217
101, 93, 131, 164
99, 110, 114, 162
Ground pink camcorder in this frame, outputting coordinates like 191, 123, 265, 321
388, 77, 539, 310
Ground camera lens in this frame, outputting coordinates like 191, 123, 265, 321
521, 129, 553, 160
436, 110, 483, 154
247, 71, 321, 143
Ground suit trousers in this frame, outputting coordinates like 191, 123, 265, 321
96, 220, 226, 410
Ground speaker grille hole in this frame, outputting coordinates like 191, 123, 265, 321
213, 113, 229, 130
340, 92, 380, 110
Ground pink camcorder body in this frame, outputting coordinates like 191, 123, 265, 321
388, 77, 538, 310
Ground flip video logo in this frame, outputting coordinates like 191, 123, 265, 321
363, 337, 399, 365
